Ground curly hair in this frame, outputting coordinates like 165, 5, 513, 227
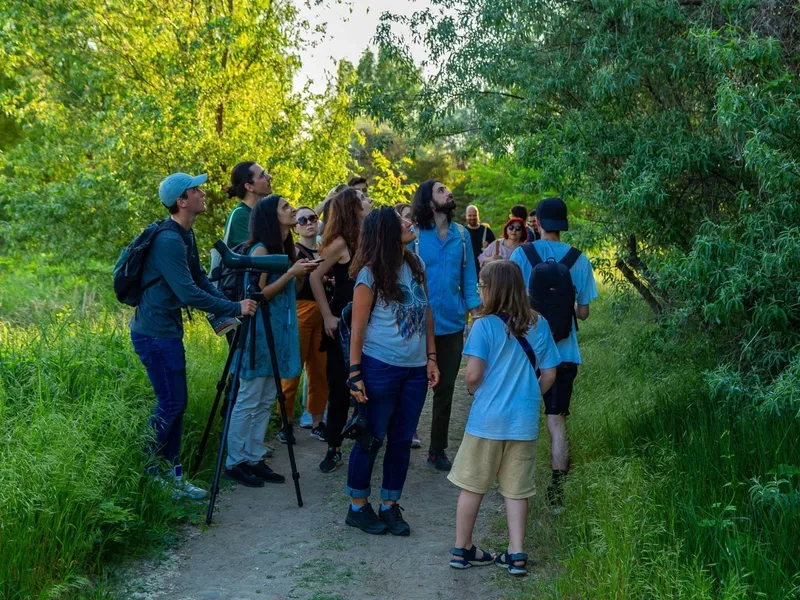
478, 260, 538, 337
349, 206, 425, 303
320, 187, 362, 253
412, 179, 441, 230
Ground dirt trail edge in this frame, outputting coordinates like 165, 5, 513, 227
118, 365, 510, 600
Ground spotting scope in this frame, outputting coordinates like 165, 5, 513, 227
213, 240, 290, 272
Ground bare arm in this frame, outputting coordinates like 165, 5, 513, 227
252, 246, 317, 301
576, 304, 590, 321
423, 280, 440, 388
538, 366, 557, 396
309, 237, 347, 336
465, 355, 486, 395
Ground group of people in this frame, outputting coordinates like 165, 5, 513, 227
127, 163, 597, 576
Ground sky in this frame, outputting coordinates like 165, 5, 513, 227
294, 0, 431, 93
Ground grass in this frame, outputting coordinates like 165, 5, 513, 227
517, 289, 800, 599
0, 261, 237, 599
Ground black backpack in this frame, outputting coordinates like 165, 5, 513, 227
208, 241, 254, 302
522, 244, 582, 342
113, 219, 173, 306
338, 294, 378, 367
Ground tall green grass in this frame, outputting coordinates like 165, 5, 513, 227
525, 291, 800, 599
0, 261, 232, 599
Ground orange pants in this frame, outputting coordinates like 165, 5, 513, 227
280, 299, 328, 419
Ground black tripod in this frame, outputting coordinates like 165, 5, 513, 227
193, 278, 303, 525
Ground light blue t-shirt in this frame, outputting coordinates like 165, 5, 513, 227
355, 260, 429, 368
463, 314, 561, 441
510, 240, 598, 365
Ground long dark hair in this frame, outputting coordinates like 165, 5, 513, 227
228, 161, 256, 199
412, 179, 450, 230
247, 195, 296, 262
350, 206, 425, 303
320, 187, 362, 253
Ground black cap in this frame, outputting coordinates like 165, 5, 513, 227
535, 197, 568, 232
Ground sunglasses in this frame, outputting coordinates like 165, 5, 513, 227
297, 215, 319, 226
507, 225, 523, 232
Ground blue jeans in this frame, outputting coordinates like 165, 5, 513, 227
345, 354, 428, 501
131, 332, 188, 466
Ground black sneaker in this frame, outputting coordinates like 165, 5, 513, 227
310, 423, 326, 441
346, 503, 388, 535
378, 503, 410, 536
277, 424, 296, 445
319, 447, 342, 473
248, 461, 285, 484
224, 463, 264, 488
427, 449, 452, 471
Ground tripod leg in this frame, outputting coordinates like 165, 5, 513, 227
192, 326, 241, 478
260, 301, 304, 508
206, 315, 250, 525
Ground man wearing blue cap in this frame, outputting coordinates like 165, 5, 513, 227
510, 197, 598, 513
130, 172, 257, 499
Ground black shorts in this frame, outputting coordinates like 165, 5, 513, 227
542, 362, 578, 416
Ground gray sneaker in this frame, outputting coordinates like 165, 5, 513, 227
171, 465, 207, 500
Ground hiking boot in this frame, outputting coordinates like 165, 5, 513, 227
248, 461, 285, 484
378, 503, 410, 536
319, 447, 342, 473
277, 424, 296, 445
310, 423, 327, 441
547, 483, 565, 515
427, 449, 452, 471
346, 503, 388, 535
168, 465, 207, 500
224, 463, 264, 488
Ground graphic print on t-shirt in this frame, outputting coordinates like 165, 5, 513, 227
390, 277, 428, 340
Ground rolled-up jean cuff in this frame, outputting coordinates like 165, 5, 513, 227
380, 488, 402, 501
345, 485, 371, 499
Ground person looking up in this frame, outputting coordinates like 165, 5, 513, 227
465, 205, 495, 274
410, 180, 481, 471
130, 172, 257, 499
344, 206, 440, 536
280, 206, 328, 443
224, 195, 320, 487
478, 217, 527, 266
510, 197, 598, 512
223, 161, 273, 249
309, 187, 373, 473
349, 177, 368, 196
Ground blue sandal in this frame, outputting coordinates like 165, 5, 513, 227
449, 545, 495, 569
495, 551, 528, 576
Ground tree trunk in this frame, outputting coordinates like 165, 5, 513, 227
616, 258, 662, 315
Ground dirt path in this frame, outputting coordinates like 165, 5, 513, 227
119, 367, 514, 600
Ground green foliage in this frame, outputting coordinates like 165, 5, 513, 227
526, 292, 800, 599
378, 0, 800, 425
0, 0, 355, 260
0, 264, 231, 598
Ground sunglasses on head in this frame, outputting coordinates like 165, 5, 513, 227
507, 225, 523, 232
297, 215, 318, 226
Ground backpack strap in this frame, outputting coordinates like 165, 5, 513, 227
559, 246, 582, 269
482, 225, 488, 244
497, 314, 537, 372
454, 223, 468, 268
140, 219, 182, 292
521, 242, 543, 268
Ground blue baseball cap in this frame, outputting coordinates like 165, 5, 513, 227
158, 172, 208, 207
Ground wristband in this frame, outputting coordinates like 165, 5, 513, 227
427, 352, 437, 357
349, 364, 362, 373
427, 357, 437, 363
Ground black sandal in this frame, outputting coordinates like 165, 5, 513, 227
495, 551, 528, 576
449, 545, 495, 569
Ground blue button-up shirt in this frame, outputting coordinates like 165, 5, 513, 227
411, 222, 481, 336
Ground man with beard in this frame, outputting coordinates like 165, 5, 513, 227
410, 180, 481, 471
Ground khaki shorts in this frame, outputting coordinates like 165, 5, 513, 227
447, 433, 537, 499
